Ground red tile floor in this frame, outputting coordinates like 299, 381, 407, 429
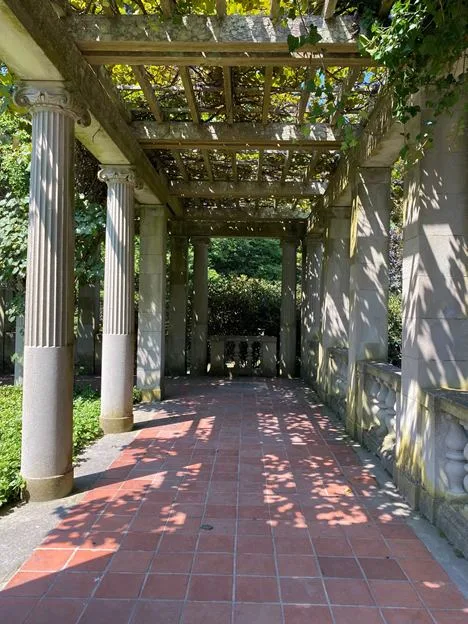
1, 379, 467, 623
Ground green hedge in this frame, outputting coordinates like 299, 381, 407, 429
0, 385, 102, 507
388, 292, 402, 367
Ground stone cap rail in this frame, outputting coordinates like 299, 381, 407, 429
210, 335, 277, 343
424, 388, 468, 425
361, 361, 401, 390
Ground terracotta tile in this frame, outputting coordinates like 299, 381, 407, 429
359, 558, 406, 580
141, 573, 189, 600
21, 549, 74, 572
414, 581, 468, 610
379, 524, 416, 539
275, 536, 314, 555
150, 552, 194, 574
277, 554, 319, 577
325, 578, 375, 606
332, 606, 384, 624
80, 532, 122, 551
188, 574, 233, 601
233, 603, 283, 624
131, 600, 183, 624
398, 559, 450, 583
386, 540, 432, 560
197, 534, 234, 552
66, 549, 113, 572
280, 577, 327, 604
4, 571, 58, 597
313, 537, 353, 556
159, 534, 198, 552
284, 605, 333, 624
350, 537, 390, 558
381, 608, 433, 624
23, 597, 86, 624
0, 596, 37, 623
181, 601, 233, 624
108, 550, 153, 573
235, 576, 279, 602
192, 552, 233, 575
78, 598, 136, 624
236, 553, 276, 576
47, 571, 99, 598
237, 535, 273, 554
430, 609, 468, 623
319, 556, 363, 578
369, 580, 423, 608
95, 572, 145, 599
119, 532, 160, 551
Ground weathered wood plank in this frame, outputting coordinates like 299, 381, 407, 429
169, 180, 326, 199
133, 121, 342, 149
171, 220, 307, 238
68, 14, 361, 53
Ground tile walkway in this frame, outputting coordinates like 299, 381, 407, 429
1, 379, 467, 623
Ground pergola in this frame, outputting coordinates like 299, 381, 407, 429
0, 0, 466, 559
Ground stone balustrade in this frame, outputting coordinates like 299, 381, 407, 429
357, 361, 401, 477
210, 335, 277, 378
327, 347, 348, 420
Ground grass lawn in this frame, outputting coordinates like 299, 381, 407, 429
0, 385, 102, 507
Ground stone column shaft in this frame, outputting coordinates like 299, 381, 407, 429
99, 166, 136, 433
317, 206, 351, 397
137, 205, 167, 401
397, 97, 468, 509
166, 236, 188, 375
14, 81, 89, 500
301, 236, 324, 383
191, 237, 210, 376
347, 167, 391, 435
279, 238, 297, 378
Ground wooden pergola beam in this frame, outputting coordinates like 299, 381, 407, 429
169, 180, 326, 199
171, 220, 307, 239
67, 14, 361, 55
133, 121, 342, 150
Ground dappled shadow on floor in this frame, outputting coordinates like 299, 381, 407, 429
0, 378, 466, 624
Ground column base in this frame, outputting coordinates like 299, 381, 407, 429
100, 415, 133, 434
23, 469, 74, 502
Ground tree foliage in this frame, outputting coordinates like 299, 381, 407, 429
209, 238, 282, 282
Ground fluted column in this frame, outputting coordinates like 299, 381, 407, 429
166, 235, 188, 375
137, 205, 167, 401
347, 168, 391, 436
14, 81, 89, 501
99, 166, 136, 433
279, 238, 298, 378
301, 235, 324, 384
317, 206, 351, 398
191, 237, 210, 376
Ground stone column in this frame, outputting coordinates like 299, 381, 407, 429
317, 206, 351, 398
279, 238, 297, 378
14, 82, 89, 501
76, 282, 100, 374
301, 235, 324, 384
166, 235, 188, 375
99, 166, 136, 433
347, 168, 391, 436
397, 98, 468, 511
191, 237, 210, 376
137, 205, 167, 401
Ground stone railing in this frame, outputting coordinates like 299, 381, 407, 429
358, 361, 401, 477
209, 335, 277, 378
327, 347, 348, 420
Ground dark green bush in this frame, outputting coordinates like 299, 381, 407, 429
0, 385, 102, 507
388, 292, 402, 367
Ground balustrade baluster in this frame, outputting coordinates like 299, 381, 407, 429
444, 414, 468, 496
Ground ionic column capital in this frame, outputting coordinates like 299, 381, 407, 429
98, 165, 138, 187
192, 236, 211, 247
14, 81, 90, 126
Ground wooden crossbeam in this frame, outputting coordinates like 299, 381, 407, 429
68, 15, 363, 55
132, 121, 341, 150
172, 220, 307, 239
170, 180, 326, 199
323, 0, 338, 19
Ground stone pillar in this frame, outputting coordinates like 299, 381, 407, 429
166, 235, 188, 375
14, 82, 89, 501
191, 237, 210, 376
317, 206, 351, 398
279, 238, 297, 378
137, 205, 167, 401
301, 235, 324, 384
347, 168, 391, 436
76, 282, 100, 374
397, 98, 468, 511
14, 313, 24, 386
99, 166, 136, 433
